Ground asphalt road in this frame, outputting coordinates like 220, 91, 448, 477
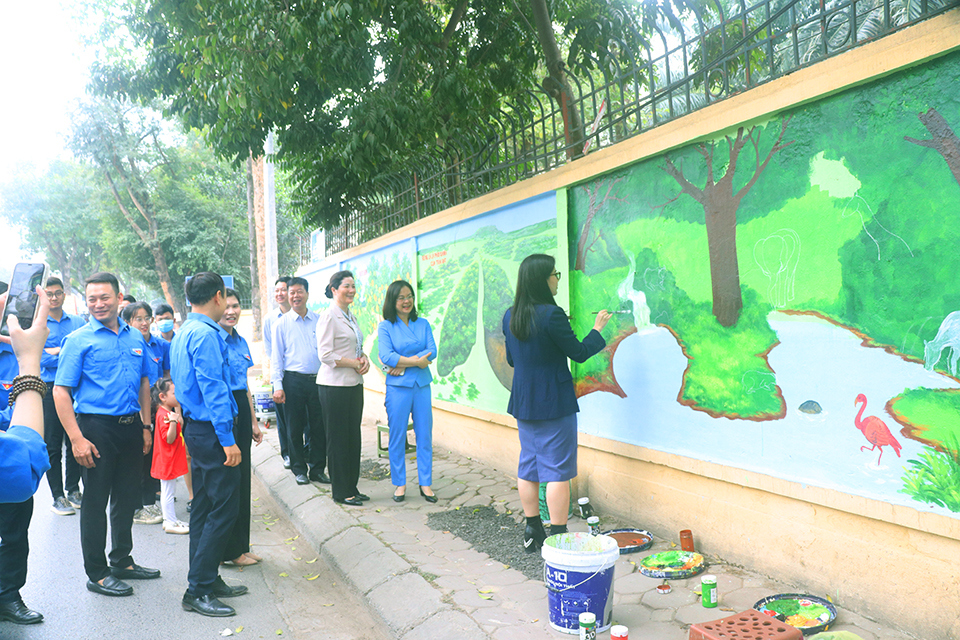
4, 473, 391, 640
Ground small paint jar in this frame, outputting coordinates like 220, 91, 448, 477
701, 574, 718, 608
656, 582, 672, 594
577, 497, 594, 519
680, 529, 695, 552
578, 612, 597, 640
610, 624, 629, 640
587, 516, 601, 535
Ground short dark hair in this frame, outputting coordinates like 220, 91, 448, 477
85, 272, 120, 295
122, 294, 137, 303
382, 280, 418, 323
275, 276, 291, 286
288, 277, 309, 292
224, 287, 240, 301
325, 270, 354, 299
154, 303, 174, 317
46, 276, 64, 289
121, 301, 153, 323
185, 272, 225, 306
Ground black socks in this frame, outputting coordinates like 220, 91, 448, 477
549, 523, 568, 536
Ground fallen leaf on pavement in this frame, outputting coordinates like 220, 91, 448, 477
305, 574, 320, 580
278, 572, 289, 577
306, 558, 318, 564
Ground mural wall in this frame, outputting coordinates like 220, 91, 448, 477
567, 50, 960, 519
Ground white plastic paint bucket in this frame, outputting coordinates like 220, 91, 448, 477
541, 532, 619, 634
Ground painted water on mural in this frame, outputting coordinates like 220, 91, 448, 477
578, 312, 959, 516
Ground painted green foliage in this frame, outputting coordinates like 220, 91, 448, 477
418, 220, 556, 407
567, 51, 960, 452
342, 249, 413, 365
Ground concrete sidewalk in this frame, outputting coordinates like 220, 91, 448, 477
250, 420, 918, 640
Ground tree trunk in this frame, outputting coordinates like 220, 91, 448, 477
251, 155, 270, 325
246, 155, 262, 337
703, 190, 743, 327
529, 0, 584, 160
905, 108, 960, 188
149, 242, 187, 321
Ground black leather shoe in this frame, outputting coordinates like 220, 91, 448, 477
282, 456, 292, 469
181, 591, 236, 617
86, 576, 133, 597
420, 487, 438, 503
212, 576, 248, 598
393, 491, 405, 503
111, 563, 161, 580
0, 599, 43, 624
308, 471, 331, 484
294, 474, 310, 485
336, 496, 363, 506
356, 493, 370, 502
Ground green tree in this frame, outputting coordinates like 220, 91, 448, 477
0, 160, 108, 294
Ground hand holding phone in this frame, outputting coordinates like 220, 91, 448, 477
0, 262, 49, 336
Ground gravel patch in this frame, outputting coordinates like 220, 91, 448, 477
426, 506, 544, 580
360, 458, 392, 481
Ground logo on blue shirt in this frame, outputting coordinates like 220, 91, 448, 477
132, 348, 143, 356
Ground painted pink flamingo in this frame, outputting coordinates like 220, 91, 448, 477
854, 394, 902, 465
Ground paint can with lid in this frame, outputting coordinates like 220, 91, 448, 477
610, 624, 629, 639
587, 516, 601, 535
578, 612, 596, 640
577, 497, 594, 519
701, 574, 718, 608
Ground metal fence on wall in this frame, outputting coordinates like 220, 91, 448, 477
312, 0, 957, 260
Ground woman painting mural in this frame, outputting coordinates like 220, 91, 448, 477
502, 254, 611, 552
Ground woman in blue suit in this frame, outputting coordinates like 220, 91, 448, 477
378, 280, 438, 503
503, 254, 611, 552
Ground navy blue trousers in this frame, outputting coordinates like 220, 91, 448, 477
0, 498, 32, 604
184, 419, 239, 596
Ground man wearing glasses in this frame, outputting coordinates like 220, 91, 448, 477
40, 277, 85, 517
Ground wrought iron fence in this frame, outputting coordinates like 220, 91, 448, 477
315, 0, 958, 259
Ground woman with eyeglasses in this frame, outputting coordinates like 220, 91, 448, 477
377, 280, 437, 503
502, 254, 611, 552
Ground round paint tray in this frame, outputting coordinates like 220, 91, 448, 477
638, 550, 705, 579
753, 593, 838, 635
600, 528, 654, 554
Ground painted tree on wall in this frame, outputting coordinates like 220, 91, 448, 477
574, 177, 626, 272
904, 108, 960, 188
661, 118, 795, 327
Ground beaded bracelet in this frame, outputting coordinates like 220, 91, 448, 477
8, 374, 48, 407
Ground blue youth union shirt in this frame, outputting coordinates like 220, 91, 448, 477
41, 312, 85, 383
170, 313, 238, 447
54, 317, 149, 416
0, 342, 16, 430
225, 329, 254, 392
142, 333, 171, 385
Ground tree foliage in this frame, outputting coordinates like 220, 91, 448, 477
90, 0, 695, 230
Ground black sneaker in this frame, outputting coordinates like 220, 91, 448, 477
51, 496, 76, 516
67, 490, 83, 509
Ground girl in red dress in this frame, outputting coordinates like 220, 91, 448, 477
151, 379, 190, 534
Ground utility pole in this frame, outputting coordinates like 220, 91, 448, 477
264, 130, 279, 287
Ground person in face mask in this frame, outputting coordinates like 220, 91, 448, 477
153, 304, 176, 342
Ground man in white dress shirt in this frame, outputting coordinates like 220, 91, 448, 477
270, 278, 327, 485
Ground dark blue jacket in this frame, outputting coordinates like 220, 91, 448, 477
502, 304, 605, 421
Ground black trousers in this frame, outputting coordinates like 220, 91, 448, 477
0, 498, 33, 605
318, 384, 363, 502
184, 418, 239, 596
222, 390, 253, 561
140, 449, 160, 506
283, 371, 326, 477
77, 414, 143, 582
43, 387, 81, 499
275, 402, 289, 459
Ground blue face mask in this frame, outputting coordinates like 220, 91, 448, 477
157, 319, 175, 333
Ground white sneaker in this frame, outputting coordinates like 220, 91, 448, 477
133, 508, 163, 525
163, 520, 189, 535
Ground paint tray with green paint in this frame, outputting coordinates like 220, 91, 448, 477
638, 550, 705, 578
754, 594, 838, 635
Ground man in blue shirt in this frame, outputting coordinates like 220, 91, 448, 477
271, 277, 327, 485
170, 272, 247, 617
53, 272, 159, 598
1, 285, 52, 625
39, 277, 85, 516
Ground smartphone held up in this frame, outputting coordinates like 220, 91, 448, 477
0, 262, 49, 336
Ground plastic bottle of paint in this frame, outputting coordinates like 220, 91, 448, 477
680, 529, 695, 552
610, 624, 629, 640
587, 516, 601, 535
577, 497, 594, 519
701, 574, 718, 608
578, 612, 597, 639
